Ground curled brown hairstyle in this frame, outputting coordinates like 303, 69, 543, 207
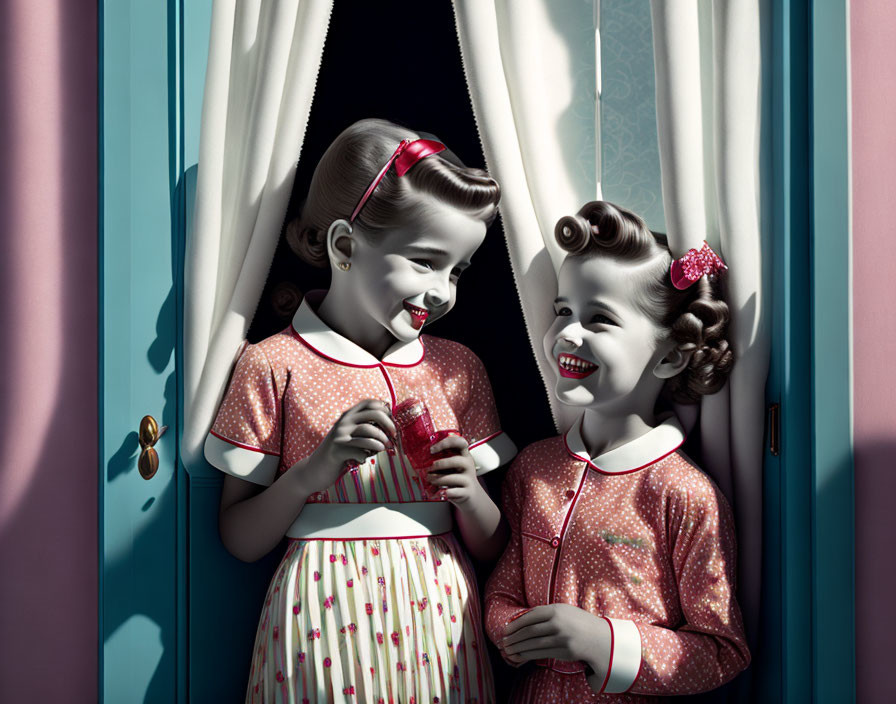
286, 119, 500, 267
554, 200, 733, 403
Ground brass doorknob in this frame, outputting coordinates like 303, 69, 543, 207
137, 415, 167, 480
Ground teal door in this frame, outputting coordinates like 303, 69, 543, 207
100, 1, 211, 701
99, 0, 181, 699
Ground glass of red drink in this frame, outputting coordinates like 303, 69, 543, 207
393, 398, 461, 495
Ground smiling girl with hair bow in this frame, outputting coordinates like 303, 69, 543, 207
205, 118, 516, 703
486, 200, 749, 702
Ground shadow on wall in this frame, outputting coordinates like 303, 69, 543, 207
855, 439, 896, 703
100, 181, 180, 704
102, 366, 177, 704
99, 0, 186, 688
0, 0, 99, 700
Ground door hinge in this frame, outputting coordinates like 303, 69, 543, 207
768, 403, 781, 456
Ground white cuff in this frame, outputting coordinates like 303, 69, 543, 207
603, 618, 642, 693
469, 431, 517, 475
204, 432, 279, 486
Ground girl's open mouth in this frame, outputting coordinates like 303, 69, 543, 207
558, 353, 598, 378
403, 301, 429, 330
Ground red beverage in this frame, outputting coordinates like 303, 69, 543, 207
393, 398, 459, 493
393, 399, 435, 470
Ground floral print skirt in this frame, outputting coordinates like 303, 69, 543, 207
245, 534, 493, 704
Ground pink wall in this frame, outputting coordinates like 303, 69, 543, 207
0, 1, 97, 700
851, 2, 896, 702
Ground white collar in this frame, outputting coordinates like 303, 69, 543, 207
564, 413, 685, 474
290, 291, 425, 367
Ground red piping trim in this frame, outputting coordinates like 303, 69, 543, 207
520, 531, 554, 545
377, 367, 418, 498
599, 616, 615, 694
288, 531, 451, 542
290, 326, 377, 368
376, 366, 398, 407
381, 347, 427, 368
289, 325, 425, 368
547, 467, 588, 601
562, 432, 685, 475
209, 430, 279, 456
468, 430, 502, 449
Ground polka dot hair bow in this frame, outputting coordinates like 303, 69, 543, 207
669, 241, 728, 290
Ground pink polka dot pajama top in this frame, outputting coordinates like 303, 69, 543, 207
205, 293, 517, 704
485, 415, 750, 702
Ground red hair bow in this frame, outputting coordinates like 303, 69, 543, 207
349, 138, 446, 223
669, 241, 728, 290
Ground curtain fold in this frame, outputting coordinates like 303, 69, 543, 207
183, 0, 332, 467
453, 0, 600, 432
457, 0, 768, 639
651, 0, 768, 637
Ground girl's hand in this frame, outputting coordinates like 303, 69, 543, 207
295, 399, 395, 495
426, 434, 484, 511
499, 604, 612, 671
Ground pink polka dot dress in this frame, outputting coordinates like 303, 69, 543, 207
485, 415, 750, 702
205, 293, 516, 703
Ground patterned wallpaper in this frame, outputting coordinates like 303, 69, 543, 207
538, 0, 598, 210
600, 0, 666, 232
532, 0, 663, 231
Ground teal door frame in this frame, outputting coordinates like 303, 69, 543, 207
99, 0, 183, 701
809, 1, 855, 702
99, 0, 194, 701
769, 1, 855, 702
98, 0, 219, 700
767, 0, 811, 700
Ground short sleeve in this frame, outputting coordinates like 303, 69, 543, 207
204, 344, 281, 486
458, 351, 516, 475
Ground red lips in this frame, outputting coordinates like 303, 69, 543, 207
558, 353, 598, 378
403, 300, 429, 330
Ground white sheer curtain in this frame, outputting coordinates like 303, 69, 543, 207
455, 0, 768, 636
651, 0, 768, 636
453, 0, 601, 432
183, 0, 332, 467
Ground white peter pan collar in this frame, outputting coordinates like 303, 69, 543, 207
290, 291, 425, 367
564, 413, 685, 474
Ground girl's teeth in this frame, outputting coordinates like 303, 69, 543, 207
560, 355, 595, 371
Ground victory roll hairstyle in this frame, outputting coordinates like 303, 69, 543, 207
287, 119, 500, 267
554, 200, 733, 403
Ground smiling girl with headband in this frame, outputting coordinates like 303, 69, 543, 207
205, 118, 516, 703
485, 201, 749, 701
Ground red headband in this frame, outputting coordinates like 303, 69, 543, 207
349, 138, 446, 223
669, 241, 728, 289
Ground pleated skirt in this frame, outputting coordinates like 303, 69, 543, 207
245, 533, 494, 704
